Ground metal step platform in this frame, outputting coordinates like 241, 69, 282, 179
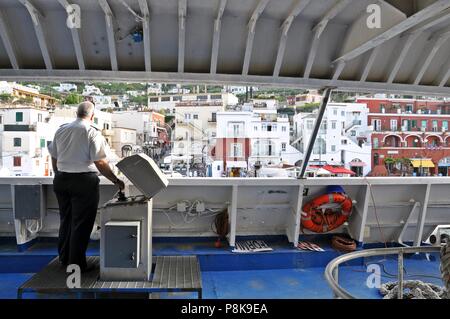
17, 256, 202, 299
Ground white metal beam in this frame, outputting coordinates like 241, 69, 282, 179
178, 0, 187, 73
359, 46, 380, 82
334, 0, 450, 63
210, 0, 227, 74
57, 0, 85, 70
98, 0, 118, 71
0, 10, 19, 69
412, 33, 450, 85
138, 0, 151, 72
331, 60, 345, 81
273, 0, 311, 77
386, 32, 420, 83
18, 0, 53, 70
242, 0, 270, 76
0, 69, 449, 97
304, 0, 352, 78
414, 183, 431, 246
436, 58, 450, 87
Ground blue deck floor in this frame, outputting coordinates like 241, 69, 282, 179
0, 236, 443, 299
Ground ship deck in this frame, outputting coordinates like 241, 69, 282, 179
0, 236, 442, 299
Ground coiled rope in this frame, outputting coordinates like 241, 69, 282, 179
441, 241, 450, 298
380, 241, 450, 299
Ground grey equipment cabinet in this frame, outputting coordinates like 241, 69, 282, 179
100, 153, 169, 281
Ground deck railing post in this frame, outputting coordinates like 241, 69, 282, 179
397, 250, 404, 299
332, 267, 339, 299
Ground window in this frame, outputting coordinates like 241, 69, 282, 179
306, 120, 313, 130
411, 120, 417, 128
161, 97, 170, 102
193, 114, 199, 120
333, 109, 337, 116
373, 137, 379, 148
254, 126, 258, 131
185, 113, 191, 120
233, 124, 241, 137
212, 113, 217, 122
313, 138, 326, 154
443, 121, 448, 131
149, 97, 159, 102
197, 95, 208, 101
230, 143, 243, 157
341, 111, 345, 116
38, 114, 42, 122
432, 120, 438, 130
16, 112, 23, 122
0, 115, 2, 124
13, 138, 21, 147
421, 120, 427, 130
390, 119, 397, 131
272, 124, 277, 131
341, 139, 348, 145
40, 138, 45, 148
331, 145, 336, 152
331, 121, 337, 129
282, 126, 286, 132
13, 156, 21, 167
281, 143, 286, 152
351, 130, 356, 136
372, 119, 381, 131
94, 117, 98, 124
172, 96, 182, 101
211, 94, 222, 100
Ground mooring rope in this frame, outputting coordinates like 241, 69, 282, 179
441, 241, 450, 299
380, 241, 450, 299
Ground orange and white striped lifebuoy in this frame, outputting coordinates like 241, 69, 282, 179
301, 192, 352, 233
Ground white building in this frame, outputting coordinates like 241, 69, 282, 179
112, 127, 138, 157
294, 90, 323, 106
0, 107, 53, 176
82, 85, 103, 96
211, 106, 300, 177
173, 103, 223, 164
111, 111, 166, 159
292, 102, 372, 176
52, 83, 77, 93
148, 93, 238, 115
91, 95, 112, 110
225, 86, 259, 95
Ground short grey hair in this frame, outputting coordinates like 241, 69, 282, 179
77, 101, 95, 119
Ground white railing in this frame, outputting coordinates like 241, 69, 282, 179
2, 177, 450, 248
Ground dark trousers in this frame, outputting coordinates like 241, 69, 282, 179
53, 172, 99, 269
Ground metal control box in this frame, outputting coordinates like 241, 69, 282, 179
101, 200, 151, 281
12, 185, 46, 220
100, 154, 168, 281
104, 221, 141, 268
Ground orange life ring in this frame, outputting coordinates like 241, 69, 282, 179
301, 192, 352, 233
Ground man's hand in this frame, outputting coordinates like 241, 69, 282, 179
114, 179, 125, 190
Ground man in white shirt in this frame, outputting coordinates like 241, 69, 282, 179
48, 101, 124, 272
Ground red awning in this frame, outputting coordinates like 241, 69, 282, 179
323, 165, 356, 175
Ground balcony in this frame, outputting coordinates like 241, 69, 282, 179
3, 124, 36, 131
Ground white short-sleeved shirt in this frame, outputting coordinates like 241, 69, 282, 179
48, 118, 108, 173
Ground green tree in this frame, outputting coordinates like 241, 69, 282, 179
63, 93, 82, 105
0, 93, 12, 103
